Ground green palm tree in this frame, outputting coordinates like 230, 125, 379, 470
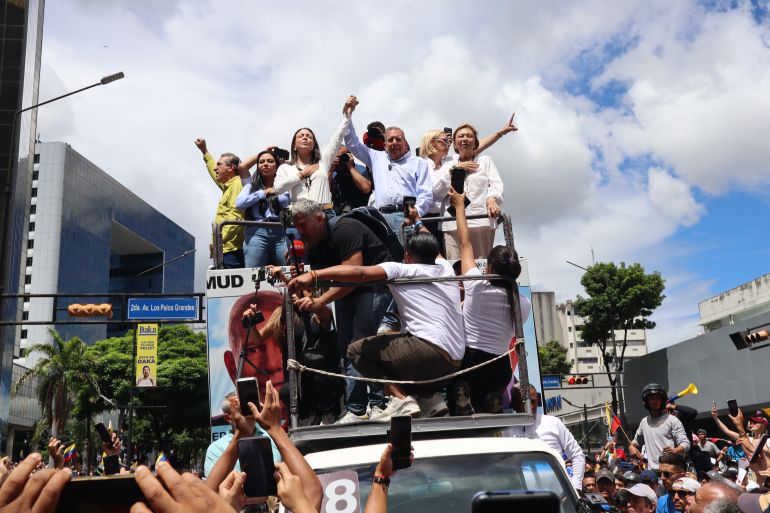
13, 329, 100, 438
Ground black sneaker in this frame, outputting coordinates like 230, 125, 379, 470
452, 380, 475, 416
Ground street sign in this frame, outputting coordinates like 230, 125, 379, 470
542, 375, 561, 389
127, 298, 199, 321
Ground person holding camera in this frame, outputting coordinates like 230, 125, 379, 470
440, 123, 504, 259
342, 95, 432, 234
329, 145, 372, 215
274, 108, 351, 217
235, 149, 291, 268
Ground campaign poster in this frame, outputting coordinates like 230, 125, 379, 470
205, 268, 284, 441
135, 323, 158, 387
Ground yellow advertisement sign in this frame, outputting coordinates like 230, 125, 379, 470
135, 323, 158, 387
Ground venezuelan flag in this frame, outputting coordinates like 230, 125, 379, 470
156, 452, 168, 465
63, 443, 77, 463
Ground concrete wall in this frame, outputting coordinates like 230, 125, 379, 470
699, 272, 770, 331
624, 310, 770, 427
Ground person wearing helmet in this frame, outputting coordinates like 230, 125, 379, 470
629, 383, 690, 471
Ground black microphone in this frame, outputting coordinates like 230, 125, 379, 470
241, 310, 265, 330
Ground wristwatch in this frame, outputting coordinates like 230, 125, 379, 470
413, 220, 424, 231
372, 475, 390, 487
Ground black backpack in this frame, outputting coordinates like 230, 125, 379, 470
328, 206, 404, 262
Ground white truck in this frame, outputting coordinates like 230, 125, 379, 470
291, 418, 581, 513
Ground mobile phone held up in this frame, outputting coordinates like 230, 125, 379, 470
57, 475, 145, 513
749, 434, 768, 464
237, 436, 277, 498
389, 416, 412, 471
95, 422, 111, 444
447, 166, 470, 217
727, 399, 739, 417
237, 377, 260, 417
472, 490, 560, 513
403, 196, 417, 218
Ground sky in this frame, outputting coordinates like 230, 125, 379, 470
36, 0, 770, 352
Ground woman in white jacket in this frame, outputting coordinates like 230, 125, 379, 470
440, 123, 504, 259
274, 111, 351, 218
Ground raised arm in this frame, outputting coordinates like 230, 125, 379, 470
475, 112, 517, 155
319, 115, 352, 174
342, 96, 374, 169
711, 403, 740, 441
196, 137, 225, 192
449, 189, 475, 274
288, 264, 387, 296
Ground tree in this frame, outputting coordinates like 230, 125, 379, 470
538, 341, 572, 376
83, 325, 210, 470
13, 330, 99, 438
573, 262, 665, 423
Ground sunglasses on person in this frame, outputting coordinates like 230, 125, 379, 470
672, 490, 693, 498
432, 136, 450, 145
660, 471, 681, 478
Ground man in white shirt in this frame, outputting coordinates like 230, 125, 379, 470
504, 385, 585, 490
288, 220, 464, 422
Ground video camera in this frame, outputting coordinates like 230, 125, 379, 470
579, 493, 620, 513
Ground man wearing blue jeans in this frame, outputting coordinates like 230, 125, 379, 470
292, 199, 396, 423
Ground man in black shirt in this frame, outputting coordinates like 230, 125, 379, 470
291, 199, 393, 423
330, 146, 372, 215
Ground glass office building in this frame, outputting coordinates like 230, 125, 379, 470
0, 0, 44, 436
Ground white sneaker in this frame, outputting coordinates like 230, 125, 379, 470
417, 393, 449, 418
368, 405, 385, 419
369, 396, 420, 421
336, 411, 369, 424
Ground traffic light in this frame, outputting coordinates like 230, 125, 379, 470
67, 303, 113, 318
567, 376, 589, 385
747, 330, 769, 344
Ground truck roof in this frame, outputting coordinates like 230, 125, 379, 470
288, 412, 536, 453
305, 436, 564, 470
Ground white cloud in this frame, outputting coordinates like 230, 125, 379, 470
35, 0, 770, 352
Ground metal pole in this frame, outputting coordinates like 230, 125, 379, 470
584, 403, 590, 454
127, 324, 137, 465
284, 290, 298, 430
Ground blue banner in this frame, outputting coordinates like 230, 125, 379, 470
127, 298, 199, 320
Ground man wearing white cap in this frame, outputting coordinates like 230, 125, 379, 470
628, 483, 659, 513
671, 477, 700, 512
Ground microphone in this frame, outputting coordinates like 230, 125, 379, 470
241, 310, 265, 330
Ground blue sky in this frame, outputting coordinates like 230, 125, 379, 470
36, 0, 770, 351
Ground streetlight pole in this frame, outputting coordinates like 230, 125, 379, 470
566, 260, 627, 431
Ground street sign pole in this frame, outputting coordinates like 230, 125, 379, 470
127, 323, 137, 465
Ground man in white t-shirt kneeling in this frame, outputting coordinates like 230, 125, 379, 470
288, 222, 465, 422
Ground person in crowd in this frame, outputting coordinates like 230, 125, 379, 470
203, 391, 281, 488
641, 469, 659, 491
289, 199, 396, 423
617, 472, 629, 490
505, 384, 585, 490
257, 273, 344, 426
696, 429, 720, 464
597, 467, 618, 504
629, 384, 690, 471
656, 453, 688, 513
628, 483, 660, 513
235, 148, 291, 268
342, 95, 432, 234
689, 482, 740, 513
329, 146, 372, 215
616, 488, 632, 513
361, 443, 414, 513
447, 189, 529, 415
274, 105, 352, 217
671, 477, 700, 513
625, 471, 644, 487
737, 489, 770, 513
417, 115, 517, 252
584, 473, 598, 494
440, 123, 504, 259
711, 404, 769, 469
195, 138, 253, 268
288, 212, 465, 422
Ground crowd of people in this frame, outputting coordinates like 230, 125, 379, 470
207, 95, 526, 425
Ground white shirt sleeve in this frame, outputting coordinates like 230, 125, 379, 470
319, 115, 351, 175
274, 163, 299, 195
557, 419, 585, 490
486, 156, 504, 205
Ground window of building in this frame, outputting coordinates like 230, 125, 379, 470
33, 154, 40, 163
27, 239, 33, 249
568, 327, 572, 332
20, 329, 27, 339
26, 257, 32, 267
578, 357, 599, 364
569, 343, 574, 348
22, 311, 28, 321
28, 222, 34, 232
24, 275, 31, 285
32, 171, 38, 180
29, 205, 36, 215
566, 310, 571, 316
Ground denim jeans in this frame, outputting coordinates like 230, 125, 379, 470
335, 287, 391, 415
222, 249, 244, 269
243, 226, 288, 268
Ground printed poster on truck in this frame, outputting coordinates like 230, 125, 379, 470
135, 323, 158, 387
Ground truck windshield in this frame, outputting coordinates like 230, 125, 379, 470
316, 452, 578, 513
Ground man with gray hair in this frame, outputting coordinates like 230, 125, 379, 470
203, 391, 280, 482
291, 199, 396, 423
342, 95, 432, 234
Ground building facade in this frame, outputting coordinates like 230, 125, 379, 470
699, 272, 770, 333
0, 0, 45, 435
5, 142, 195, 451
